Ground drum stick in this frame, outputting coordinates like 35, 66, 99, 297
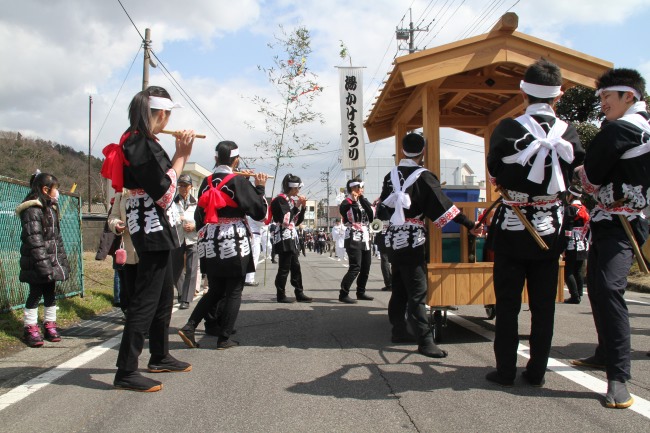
618, 214, 649, 274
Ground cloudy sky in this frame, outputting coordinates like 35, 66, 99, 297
1, 0, 649, 200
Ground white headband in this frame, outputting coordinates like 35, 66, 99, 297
595, 86, 641, 100
149, 96, 183, 110
520, 81, 562, 99
288, 182, 303, 188
403, 149, 424, 157
230, 148, 239, 157
349, 181, 364, 188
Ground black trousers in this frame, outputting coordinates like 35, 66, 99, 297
380, 253, 392, 289
25, 282, 56, 309
493, 252, 558, 381
117, 263, 137, 310
586, 232, 633, 382
388, 262, 430, 344
116, 250, 174, 372
188, 271, 244, 339
340, 248, 371, 296
275, 250, 303, 293
564, 254, 584, 299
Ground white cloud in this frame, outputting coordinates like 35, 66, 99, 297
2, 0, 650, 196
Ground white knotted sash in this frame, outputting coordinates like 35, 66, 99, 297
502, 114, 574, 194
619, 102, 650, 160
382, 167, 428, 225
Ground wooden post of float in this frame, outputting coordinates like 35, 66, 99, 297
422, 85, 442, 264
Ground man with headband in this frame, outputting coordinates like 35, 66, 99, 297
573, 68, 649, 409
485, 58, 584, 388
339, 177, 375, 303
379, 132, 480, 358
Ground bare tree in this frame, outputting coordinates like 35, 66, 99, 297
245, 25, 325, 196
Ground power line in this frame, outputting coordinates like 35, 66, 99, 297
150, 50, 225, 140
90, 46, 142, 153
116, 0, 225, 140
116, 0, 144, 40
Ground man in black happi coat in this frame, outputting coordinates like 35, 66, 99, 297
380, 133, 478, 359
486, 59, 584, 388
573, 68, 649, 409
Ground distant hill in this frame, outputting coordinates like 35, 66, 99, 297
0, 130, 105, 205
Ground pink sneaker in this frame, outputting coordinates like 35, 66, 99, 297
24, 324, 44, 347
43, 321, 62, 342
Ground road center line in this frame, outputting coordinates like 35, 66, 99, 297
448, 312, 650, 419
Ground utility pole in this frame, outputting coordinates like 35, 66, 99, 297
396, 8, 430, 54
142, 28, 152, 90
321, 171, 331, 231
88, 95, 92, 213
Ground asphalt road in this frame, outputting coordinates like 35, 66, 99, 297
1, 252, 649, 432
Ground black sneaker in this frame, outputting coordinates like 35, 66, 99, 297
563, 297, 581, 304
179, 302, 190, 310
521, 370, 545, 387
277, 296, 295, 303
418, 342, 448, 358
147, 354, 192, 373
244, 282, 259, 287
356, 293, 374, 301
571, 355, 606, 370
295, 291, 313, 303
114, 370, 162, 392
485, 370, 514, 387
339, 295, 357, 304
178, 325, 200, 348
217, 339, 240, 350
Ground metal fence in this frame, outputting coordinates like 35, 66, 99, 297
0, 176, 84, 312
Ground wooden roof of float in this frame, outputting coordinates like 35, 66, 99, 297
364, 13, 613, 142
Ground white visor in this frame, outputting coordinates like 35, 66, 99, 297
595, 86, 642, 101
349, 181, 364, 188
288, 182, 303, 188
520, 81, 562, 99
149, 96, 183, 110
230, 148, 239, 157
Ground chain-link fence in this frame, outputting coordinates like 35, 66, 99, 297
0, 176, 83, 312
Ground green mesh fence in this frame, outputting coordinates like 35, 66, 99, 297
0, 176, 84, 312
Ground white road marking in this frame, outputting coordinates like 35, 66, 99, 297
0, 335, 122, 411
0, 303, 186, 413
449, 312, 650, 419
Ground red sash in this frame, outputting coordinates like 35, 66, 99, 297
198, 173, 238, 223
100, 132, 133, 192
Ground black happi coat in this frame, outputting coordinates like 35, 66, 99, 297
271, 194, 305, 254
379, 160, 474, 265
487, 106, 584, 259
194, 169, 267, 277
122, 133, 179, 253
578, 106, 650, 244
16, 199, 70, 284
339, 195, 374, 251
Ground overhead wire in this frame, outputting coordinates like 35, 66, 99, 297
457, 0, 504, 39
90, 46, 142, 153
116, 0, 225, 141
479, 0, 521, 34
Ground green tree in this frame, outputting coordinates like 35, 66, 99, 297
555, 85, 603, 151
246, 25, 325, 196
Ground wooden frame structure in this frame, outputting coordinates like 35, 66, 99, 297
363, 13, 613, 306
